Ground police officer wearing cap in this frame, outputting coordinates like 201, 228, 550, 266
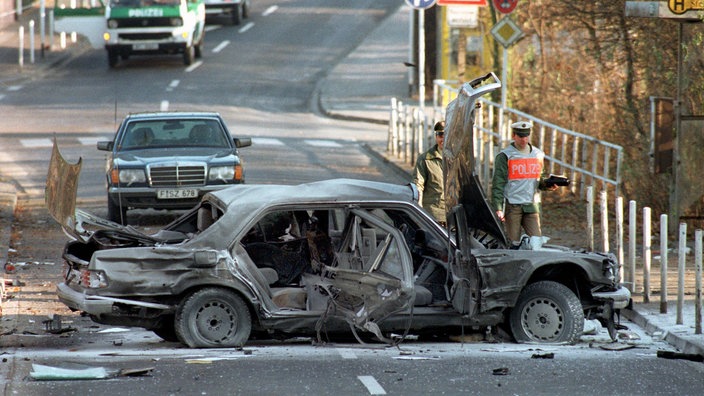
413, 121, 446, 225
491, 121, 557, 247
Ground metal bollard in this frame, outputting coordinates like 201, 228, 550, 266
660, 214, 668, 313
677, 222, 687, 325
643, 207, 651, 303
695, 229, 702, 334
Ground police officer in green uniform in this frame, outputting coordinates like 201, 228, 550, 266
413, 121, 446, 225
491, 121, 557, 247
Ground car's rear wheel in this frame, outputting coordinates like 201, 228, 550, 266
175, 288, 252, 348
107, 196, 127, 225
509, 281, 584, 344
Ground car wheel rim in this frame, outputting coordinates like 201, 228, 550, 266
194, 300, 236, 342
520, 297, 564, 341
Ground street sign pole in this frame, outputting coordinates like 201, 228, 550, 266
406, 0, 437, 115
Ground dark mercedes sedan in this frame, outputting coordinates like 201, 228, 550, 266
97, 112, 251, 224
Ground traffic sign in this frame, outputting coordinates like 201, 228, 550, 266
490, 16, 523, 48
493, 0, 518, 14
405, 0, 437, 9
437, 0, 487, 6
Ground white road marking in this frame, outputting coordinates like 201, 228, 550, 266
160, 100, 169, 111
0, 94, 5, 101
337, 349, 357, 359
166, 79, 180, 92
357, 376, 386, 395
238, 22, 254, 33
213, 40, 230, 53
185, 60, 203, 73
205, 25, 222, 32
263, 5, 278, 16
20, 138, 53, 148
304, 139, 342, 148
6, 85, 22, 91
78, 137, 110, 146
252, 137, 284, 146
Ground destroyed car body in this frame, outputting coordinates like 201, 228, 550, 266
48, 73, 630, 348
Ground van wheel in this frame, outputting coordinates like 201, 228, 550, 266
242, 1, 248, 18
175, 288, 252, 348
231, 5, 241, 25
183, 45, 194, 65
107, 49, 119, 68
509, 281, 584, 344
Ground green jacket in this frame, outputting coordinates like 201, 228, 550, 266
491, 144, 549, 214
412, 144, 445, 222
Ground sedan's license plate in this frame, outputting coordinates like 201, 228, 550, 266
133, 43, 158, 51
157, 189, 198, 199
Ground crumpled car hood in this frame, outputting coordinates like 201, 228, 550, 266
442, 73, 508, 247
45, 139, 157, 243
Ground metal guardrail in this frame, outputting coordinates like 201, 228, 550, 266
388, 79, 624, 197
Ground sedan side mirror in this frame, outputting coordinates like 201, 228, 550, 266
234, 137, 252, 148
97, 141, 114, 151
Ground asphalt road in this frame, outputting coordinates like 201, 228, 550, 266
1, 1, 704, 395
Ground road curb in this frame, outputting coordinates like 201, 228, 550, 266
622, 308, 704, 356
0, 181, 17, 314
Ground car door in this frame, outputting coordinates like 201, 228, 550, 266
447, 205, 481, 317
311, 208, 415, 339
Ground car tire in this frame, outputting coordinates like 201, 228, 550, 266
194, 34, 203, 59
107, 196, 127, 225
107, 49, 119, 68
231, 5, 241, 25
175, 288, 252, 348
509, 281, 584, 344
242, 1, 248, 19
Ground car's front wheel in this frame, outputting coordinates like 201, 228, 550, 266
509, 281, 584, 344
175, 288, 252, 348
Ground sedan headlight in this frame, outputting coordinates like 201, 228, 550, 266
110, 168, 146, 185
208, 165, 237, 182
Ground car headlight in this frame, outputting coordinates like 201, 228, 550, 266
170, 18, 183, 27
117, 169, 146, 185
107, 19, 118, 29
209, 165, 235, 182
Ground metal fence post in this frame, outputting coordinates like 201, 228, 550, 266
694, 229, 702, 334
587, 187, 594, 251
677, 222, 687, 325
616, 196, 624, 281
628, 200, 637, 293
600, 190, 609, 253
660, 214, 669, 313
643, 207, 651, 303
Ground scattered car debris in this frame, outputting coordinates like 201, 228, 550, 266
599, 343, 636, 351
531, 352, 555, 359
492, 367, 509, 375
392, 355, 440, 361
42, 315, 77, 334
30, 363, 154, 380
30, 364, 111, 380
656, 350, 704, 363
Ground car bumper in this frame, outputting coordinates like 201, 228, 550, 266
593, 285, 631, 309
108, 185, 233, 210
106, 42, 188, 54
57, 283, 172, 315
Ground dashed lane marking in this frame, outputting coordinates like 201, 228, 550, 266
20, 138, 53, 148
239, 22, 254, 33
213, 40, 230, 53
263, 5, 278, 16
357, 376, 386, 395
160, 100, 169, 111
252, 137, 284, 146
185, 60, 203, 73
304, 139, 343, 148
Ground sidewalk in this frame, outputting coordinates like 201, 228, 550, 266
2, 5, 704, 358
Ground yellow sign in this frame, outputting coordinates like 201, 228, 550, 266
669, 0, 704, 14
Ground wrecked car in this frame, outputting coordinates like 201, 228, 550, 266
47, 73, 630, 348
